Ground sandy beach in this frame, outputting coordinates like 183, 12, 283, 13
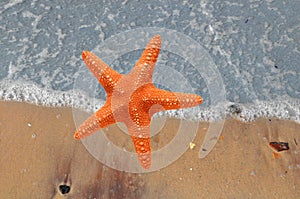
0, 100, 299, 198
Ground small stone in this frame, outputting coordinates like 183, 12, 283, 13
189, 142, 196, 149
31, 133, 36, 139
272, 152, 280, 159
218, 135, 224, 141
269, 142, 289, 152
228, 104, 242, 115
21, 168, 27, 173
27, 123, 32, 127
59, 184, 71, 195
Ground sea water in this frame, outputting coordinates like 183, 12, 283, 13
1, 0, 299, 123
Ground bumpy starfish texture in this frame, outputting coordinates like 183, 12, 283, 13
74, 35, 203, 169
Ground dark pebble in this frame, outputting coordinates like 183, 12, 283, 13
59, 184, 71, 195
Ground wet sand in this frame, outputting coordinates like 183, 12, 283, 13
0, 100, 299, 198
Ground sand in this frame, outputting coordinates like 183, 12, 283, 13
0, 100, 299, 198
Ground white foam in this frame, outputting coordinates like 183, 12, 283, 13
228, 100, 300, 123
0, 80, 105, 113
0, 80, 299, 124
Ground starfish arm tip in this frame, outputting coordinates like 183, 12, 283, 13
138, 154, 151, 169
143, 164, 150, 169
82, 51, 89, 60
74, 132, 81, 140
197, 96, 203, 104
153, 34, 161, 39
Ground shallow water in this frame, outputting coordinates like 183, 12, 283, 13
0, 0, 299, 122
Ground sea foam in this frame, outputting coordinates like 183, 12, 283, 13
1, 80, 299, 124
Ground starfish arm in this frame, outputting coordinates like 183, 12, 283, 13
82, 51, 122, 94
127, 105, 152, 169
141, 84, 203, 115
127, 124, 151, 169
74, 105, 116, 140
75, 34, 205, 170
130, 35, 161, 85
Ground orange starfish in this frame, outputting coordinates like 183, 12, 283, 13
74, 35, 203, 169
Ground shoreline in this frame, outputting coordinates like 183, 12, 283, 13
1, 80, 300, 123
0, 100, 299, 198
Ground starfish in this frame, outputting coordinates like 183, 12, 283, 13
74, 35, 203, 169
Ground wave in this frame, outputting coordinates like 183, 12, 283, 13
0, 80, 299, 123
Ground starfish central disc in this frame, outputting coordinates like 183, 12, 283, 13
74, 35, 203, 169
